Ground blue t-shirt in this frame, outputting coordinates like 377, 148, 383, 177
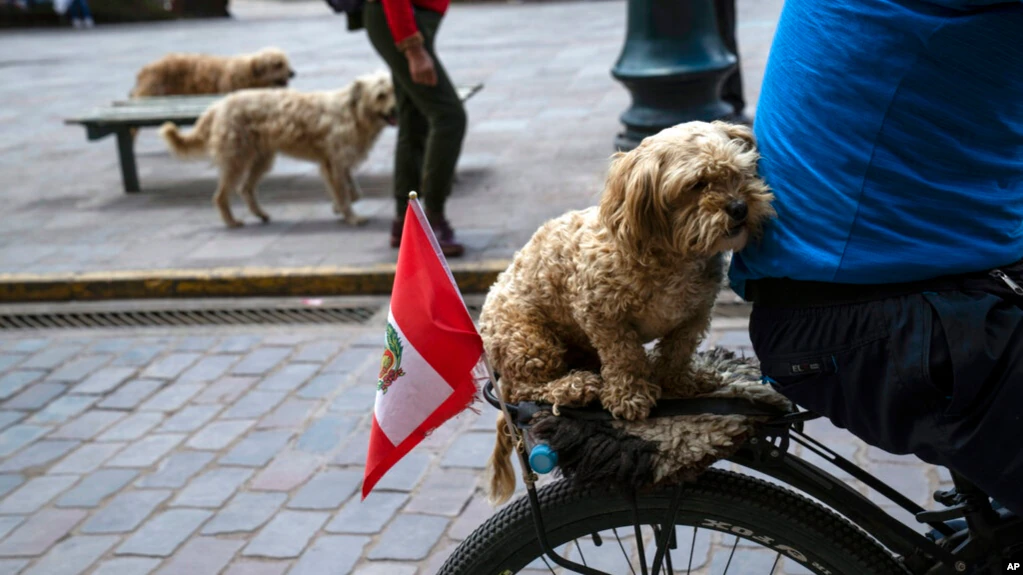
729, 0, 1023, 299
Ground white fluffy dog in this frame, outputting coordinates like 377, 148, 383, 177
160, 71, 397, 228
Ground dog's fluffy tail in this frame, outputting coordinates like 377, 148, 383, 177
485, 412, 518, 506
160, 112, 212, 158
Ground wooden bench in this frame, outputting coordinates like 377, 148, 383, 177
65, 83, 484, 193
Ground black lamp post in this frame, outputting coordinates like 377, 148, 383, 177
611, 0, 737, 151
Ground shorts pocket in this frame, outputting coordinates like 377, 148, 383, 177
921, 291, 993, 418
758, 336, 899, 450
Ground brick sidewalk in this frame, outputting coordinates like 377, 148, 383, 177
0, 311, 948, 574
0, 0, 780, 276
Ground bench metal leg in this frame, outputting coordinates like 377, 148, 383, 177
115, 130, 140, 193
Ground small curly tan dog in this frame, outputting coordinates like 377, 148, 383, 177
131, 47, 295, 98
481, 121, 775, 504
160, 71, 397, 228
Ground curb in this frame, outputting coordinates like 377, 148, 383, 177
0, 260, 511, 303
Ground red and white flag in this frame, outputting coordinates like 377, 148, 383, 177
363, 195, 486, 498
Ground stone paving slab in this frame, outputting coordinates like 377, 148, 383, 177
0, 0, 778, 277
0, 308, 949, 574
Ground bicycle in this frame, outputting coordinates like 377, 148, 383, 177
438, 379, 1023, 575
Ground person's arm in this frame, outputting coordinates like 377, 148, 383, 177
380, 0, 420, 52
380, 0, 437, 86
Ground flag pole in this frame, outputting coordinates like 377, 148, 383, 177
406, 192, 537, 491
400, 194, 597, 573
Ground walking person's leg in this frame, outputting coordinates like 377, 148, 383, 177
364, 2, 467, 256
366, 3, 430, 245
714, 0, 749, 124
68, 0, 82, 26
390, 80, 429, 246
78, 0, 93, 27
408, 10, 466, 232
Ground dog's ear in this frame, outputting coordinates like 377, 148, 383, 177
251, 58, 266, 77
348, 79, 365, 112
599, 147, 674, 256
717, 120, 756, 151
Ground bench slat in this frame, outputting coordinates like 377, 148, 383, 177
111, 96, 225, 108
68, 84, 483, 127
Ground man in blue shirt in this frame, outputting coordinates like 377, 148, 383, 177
729, 0, 1023, 517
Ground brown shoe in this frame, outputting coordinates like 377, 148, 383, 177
426, 211, 465, 258
390, 218, 403, 248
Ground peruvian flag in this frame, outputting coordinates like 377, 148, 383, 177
363, 195, 486, 498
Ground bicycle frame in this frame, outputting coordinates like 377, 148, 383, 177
730, 413, 960, 573
483, 383, 1023, 575
730, 412, 1023, 575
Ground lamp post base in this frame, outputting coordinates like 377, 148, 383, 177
613, 69, 735, 151
611, 0, 737, 151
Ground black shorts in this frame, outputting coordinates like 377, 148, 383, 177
746, 262, 1023, 516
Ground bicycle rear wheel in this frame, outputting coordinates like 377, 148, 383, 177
439, 469, 905, 575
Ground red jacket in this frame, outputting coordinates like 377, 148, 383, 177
380, 0, 450, 50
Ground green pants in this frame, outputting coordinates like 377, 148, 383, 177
364, 2, 467, 218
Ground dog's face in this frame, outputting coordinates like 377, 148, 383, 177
250, 48, 296, 88
599, 121, 775, 259
350, 71, 398, 127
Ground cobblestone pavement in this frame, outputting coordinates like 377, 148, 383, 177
0, 304, 949, 574
0, 0, 781, 275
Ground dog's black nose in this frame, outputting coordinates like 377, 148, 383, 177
289, 70, 296, 78
726, 200, 748, 221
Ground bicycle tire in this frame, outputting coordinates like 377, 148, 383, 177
438, 469, 907, 575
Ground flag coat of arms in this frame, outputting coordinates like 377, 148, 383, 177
363, 195, 485, 498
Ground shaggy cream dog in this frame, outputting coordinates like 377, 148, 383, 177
160, 71, 397, 228
131, 47, 295, 98
480, 121, 775, 504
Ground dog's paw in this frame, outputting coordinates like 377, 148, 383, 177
225, 220, 244, 229
259, 215, 271, 224
345, 215, 369, 226
607, 397, 653, 421
691, 369, 725, 395
658, 368, 725, 398
332, 204, 343, 215
601, 388, 655, 421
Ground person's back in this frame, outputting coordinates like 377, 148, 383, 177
729, 0, 1023, 518
730, 0, 1023, 294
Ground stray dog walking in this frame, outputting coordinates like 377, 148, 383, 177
160, 71, 397, 228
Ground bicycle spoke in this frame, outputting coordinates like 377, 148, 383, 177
770, 552, 781, 574
540, 554, 556, 574
663, 528, 675, 574
651, 483, 683, 575
612, 528, 638, 575
722, 535, 740, 574
632, 524, 648, 575
686, 526, 697, 575
576, 538, 588, 567
652, 527, 667, 575
626, 491, 649, 575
